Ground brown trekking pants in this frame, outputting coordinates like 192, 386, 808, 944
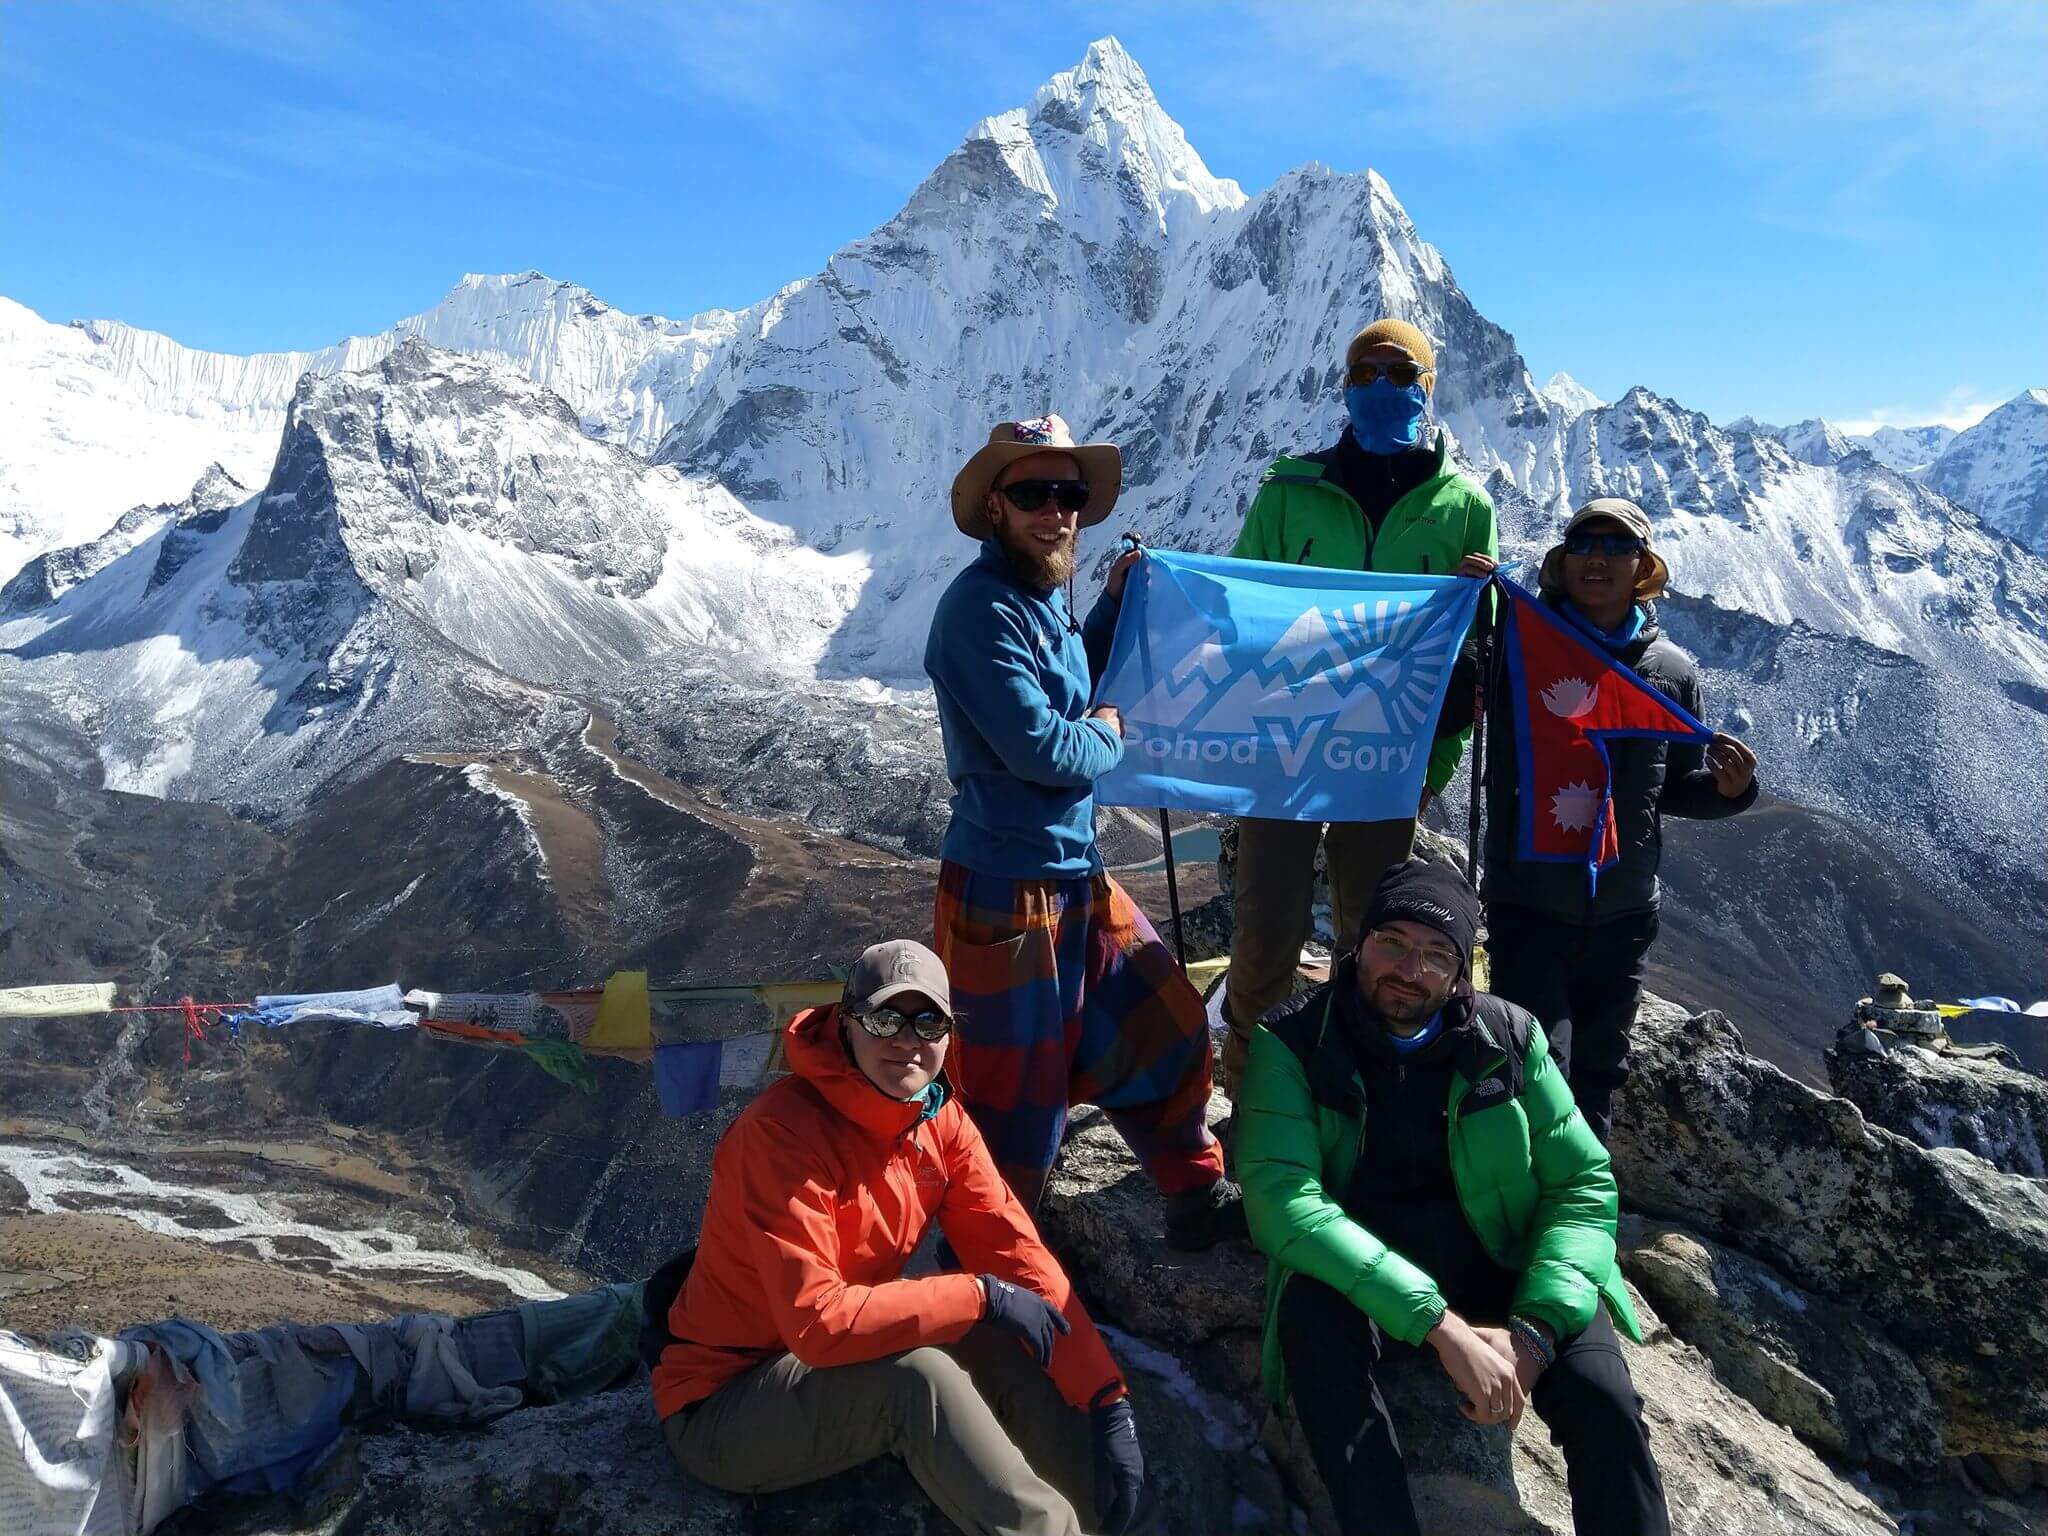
1220, 816, 1416, 1099
663, 1323, 1102, 1536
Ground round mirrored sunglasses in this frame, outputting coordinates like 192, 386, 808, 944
853, 1005, 954, 1042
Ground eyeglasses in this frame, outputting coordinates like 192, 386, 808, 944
1362, 929, 1460, 983
1346, 360, 1424, 389
1563, 531, 1646, 558
999, 479, 1091, 514
852, 1005, 954, 1042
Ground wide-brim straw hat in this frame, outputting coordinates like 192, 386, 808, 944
1538, 495, 1671, 601
949, 415, 1122, 538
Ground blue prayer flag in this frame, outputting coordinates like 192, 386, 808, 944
654, 1041, 721, 1116
1093, 551, 1485, 821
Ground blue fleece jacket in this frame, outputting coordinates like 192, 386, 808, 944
924, 539, 1125, 878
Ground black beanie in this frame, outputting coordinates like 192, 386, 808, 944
1361, 859, 1480, 972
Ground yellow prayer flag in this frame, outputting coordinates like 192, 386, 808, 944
587, 969, 652, 1050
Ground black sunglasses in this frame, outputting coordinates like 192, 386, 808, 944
1347, 360, 1424, 389
853, 1005, 954, 1042
1564, 531, 1646, 558
999, 479, 1090, 514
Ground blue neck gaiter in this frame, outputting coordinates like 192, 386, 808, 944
1345, 378, 1430, 453
1384, 1009, 1446, 1055
1561, 601, 1647, 652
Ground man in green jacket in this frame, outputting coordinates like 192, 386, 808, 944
1237, 859, 1668, 1536
1221, 318, 1499, 1101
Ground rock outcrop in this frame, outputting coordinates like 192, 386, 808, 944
1618, 1216, 1943, 1479
1612, 1000, 2048, 1463
1828, 1038, 2048, 1180
1040, 1101, 1899, 1536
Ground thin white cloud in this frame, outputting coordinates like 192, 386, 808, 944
1801, 1, 2048, 155
1180, 0, 2045, 163
1832, 390, 2006, 436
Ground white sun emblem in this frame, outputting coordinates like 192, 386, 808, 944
1542, 676, 1600, 719
1549, 781, 1601, 832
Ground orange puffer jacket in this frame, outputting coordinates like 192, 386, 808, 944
650, 1004, 1126, 1419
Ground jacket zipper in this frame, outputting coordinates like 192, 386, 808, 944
1297, 537, 1315, 564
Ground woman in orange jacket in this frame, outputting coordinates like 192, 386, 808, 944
652, 939, 1147, 1536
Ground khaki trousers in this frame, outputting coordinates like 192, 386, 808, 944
1220, 816, 1416, 1098
664, 1323, 1101, 1536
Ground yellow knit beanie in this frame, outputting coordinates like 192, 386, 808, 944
1346, 319, 1437, 393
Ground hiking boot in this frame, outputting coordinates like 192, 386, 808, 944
1164, 1177, 1248, 1252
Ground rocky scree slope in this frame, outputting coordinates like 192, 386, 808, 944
65, 991, 2040, 1536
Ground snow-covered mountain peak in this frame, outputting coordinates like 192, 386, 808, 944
1777, 417, 1861, 467
0, 295, 51, 338
1542, 372, 1604, 418
187, 461, 250, 512
1859, 423, 1957, 474
1924, 386, 2048, 552
977, 37, 1245, 237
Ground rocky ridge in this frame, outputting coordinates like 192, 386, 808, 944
23, 987, 2027, 1536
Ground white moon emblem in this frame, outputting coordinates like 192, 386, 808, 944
1542, 677, 1600, 719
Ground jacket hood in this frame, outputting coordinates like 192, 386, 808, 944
784, 1005, 945, 1140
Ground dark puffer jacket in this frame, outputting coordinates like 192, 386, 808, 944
1470, 598, 1756, 925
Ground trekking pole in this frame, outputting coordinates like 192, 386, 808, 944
1466, 587, 1498, 888
1159, 809, 1188, 973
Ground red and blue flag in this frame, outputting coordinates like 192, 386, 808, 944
1498, 577, 1708, 892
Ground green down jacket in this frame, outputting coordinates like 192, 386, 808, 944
1231, 435, 1498, 795
1236, 972, 1640, 1409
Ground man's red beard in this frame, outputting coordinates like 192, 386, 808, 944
994, 517, 1079, 590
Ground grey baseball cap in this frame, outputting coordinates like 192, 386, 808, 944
842, 940, 954, 1018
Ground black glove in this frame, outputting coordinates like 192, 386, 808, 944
977, 1274, 1070, 1368
1091, 1397, 1145, 1534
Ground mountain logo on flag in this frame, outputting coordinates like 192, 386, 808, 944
1091, 549, 1486, 821
1500, 578, 1709, 891
1123, 586, 1458, 775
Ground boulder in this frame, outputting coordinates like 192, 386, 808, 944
1042, 1100, 1897, 1535
1827, 1040, 2048, 1180
1618, 1215, 1944, 1478
156, 1315, 1287, 1535
1612, 1003, 2048, 1460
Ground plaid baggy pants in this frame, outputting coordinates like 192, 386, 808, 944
934, 860, 1224, 1207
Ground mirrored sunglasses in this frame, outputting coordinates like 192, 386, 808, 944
1347, 360, 1424, 389
1564, 531, 1646, 558
1362, 929, 1460, 983
853, 1005, 954, 1042
999, 479, 1091, 514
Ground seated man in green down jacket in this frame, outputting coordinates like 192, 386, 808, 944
1237, 859, 1669, 1536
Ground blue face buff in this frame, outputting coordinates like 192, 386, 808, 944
1345, 378, 1430, 453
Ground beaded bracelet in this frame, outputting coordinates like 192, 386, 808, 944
1508, 1316, 1556, 1371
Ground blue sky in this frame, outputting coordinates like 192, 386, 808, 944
4, 1, 2042, 431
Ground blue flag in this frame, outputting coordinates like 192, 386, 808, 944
1093, 550, 1484, 821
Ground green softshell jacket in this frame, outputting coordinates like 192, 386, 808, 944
1230, 435, 1498, 795
1236, 976, 1641, 1409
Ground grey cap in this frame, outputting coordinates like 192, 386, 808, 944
1564, 496, 1653, 544
843, 940, 953, 1019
